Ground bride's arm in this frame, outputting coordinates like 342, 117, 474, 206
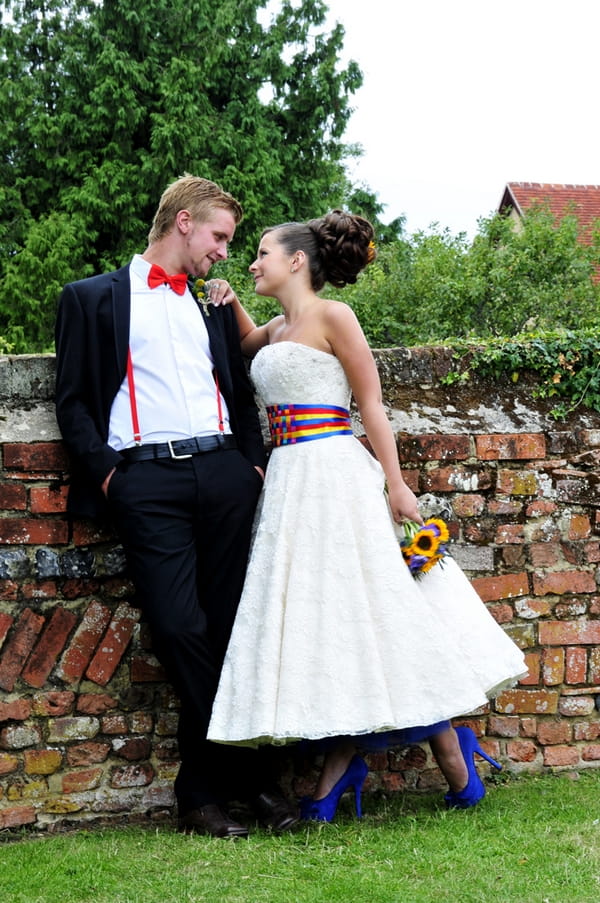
324, 302, 422, 525
207, 279, 273, 357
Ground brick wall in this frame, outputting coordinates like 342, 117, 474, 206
1, 351, 599, 830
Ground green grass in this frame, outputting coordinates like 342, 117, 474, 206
1, 773, 600, 903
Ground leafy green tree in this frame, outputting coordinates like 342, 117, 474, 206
0, 0, 365, 351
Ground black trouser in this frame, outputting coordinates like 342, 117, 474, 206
107, 446, 268, 811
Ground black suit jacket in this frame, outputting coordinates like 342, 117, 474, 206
55, 264, 266, 518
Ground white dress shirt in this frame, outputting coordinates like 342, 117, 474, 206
108, 255, 231, 450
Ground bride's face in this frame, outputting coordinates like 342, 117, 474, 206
249, 234, 292, 297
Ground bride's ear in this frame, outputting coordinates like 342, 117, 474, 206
290, 250, 306, 273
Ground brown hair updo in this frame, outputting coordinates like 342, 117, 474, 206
263, 209, 376, 292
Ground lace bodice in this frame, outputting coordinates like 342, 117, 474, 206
251, 342, 351, 409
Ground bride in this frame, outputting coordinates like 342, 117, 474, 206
206, 210, 527, 820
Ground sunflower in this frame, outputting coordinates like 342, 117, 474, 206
400, 518, 449, 577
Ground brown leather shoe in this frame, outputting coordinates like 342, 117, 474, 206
178, 804, 249, 839
253, 791, 300, 832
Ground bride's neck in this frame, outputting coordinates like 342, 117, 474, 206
280, 288, 320, 323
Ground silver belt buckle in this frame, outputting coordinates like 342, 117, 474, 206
167, 439, 193, 460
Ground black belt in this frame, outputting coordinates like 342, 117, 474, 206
120, 434, 237, 462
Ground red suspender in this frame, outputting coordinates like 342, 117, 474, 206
126, 349, 225, 444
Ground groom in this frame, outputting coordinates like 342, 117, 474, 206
55, 174, 298, 838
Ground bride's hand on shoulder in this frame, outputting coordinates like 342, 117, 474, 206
205, 279, 238, 307
387, 481, 423, 525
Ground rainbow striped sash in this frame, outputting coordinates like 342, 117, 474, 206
267, 403, 353, 447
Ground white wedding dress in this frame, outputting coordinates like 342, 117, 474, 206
208, 342, 527, 746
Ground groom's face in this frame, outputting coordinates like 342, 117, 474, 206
182, 208, 237, 278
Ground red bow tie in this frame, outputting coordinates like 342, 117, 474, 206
147, 263, 188, 295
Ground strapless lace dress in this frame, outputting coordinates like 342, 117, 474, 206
208, 342, 527, 746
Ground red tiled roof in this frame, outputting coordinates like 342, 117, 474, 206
499, 182, 600, 242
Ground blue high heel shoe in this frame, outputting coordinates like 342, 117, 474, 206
444, 726, 502, 809
300, 755, 368, 822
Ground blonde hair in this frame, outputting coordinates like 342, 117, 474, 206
148, 174, 243, 243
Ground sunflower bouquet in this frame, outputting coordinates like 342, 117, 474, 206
400, 517, 449, 577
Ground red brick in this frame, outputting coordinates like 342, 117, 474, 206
22, 607, 78, 688
525, 500, 558, 516
130, 654, 166, 683
495, 689, 559, 714
506, 739, 538, 762
529, 543, 560, 568
472, 572, 529, 602
542, 647, 565, 685
61, 767, 103, 793
0, 753, 19, 775
0, 612, 13, 648
0, 696, 31, 721
520, 717, 537, 737
401, 469, 419, 492
559, 696, 595, 717
588, 649, 600, 686
533, 570, 596, 597
22, 581, 58, 600
130, 712, 153, 733
57, 600, 112, 683
3, 442, 69, 472
381, 772, 408, 792
502, 546, 526, 568
519, 652, 540, 685
582, 745, 600, 761
487, 499, 523, 516
451, 494, 485, 517
567, 515, 592, 540
71, 519, 115, 546
86, 602, 140, 686
31, 691, 75, 717
101, 715, 128, 734
515, 597, 551, 619
0, 518, 69, 545
476, 433, 546, 460
421, 466, 492, 493
537, 722, 572, 745
584, 542, 600, 564
76, 694, 118, 715
0, 805, 37, 828
574, 722, 600, 741
61, 579, 100, 600
539, 620, 600, 645
29, 485, 69, 514
0, 698, 32, 722
397, 433, 470, 463
110, 762, 154, 788
112, 737, 152, 761
66, 741, 111, 767
0, 482, 27, 510
488, 603, 514, 624
487, 715, 520, 737
0, 582, 18, 601
565, 647, 587, 684
543, 745, 580, 767
0, 608, 45, 691
495, 524, 525, 544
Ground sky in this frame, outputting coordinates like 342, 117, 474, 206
319, 0, 600, 237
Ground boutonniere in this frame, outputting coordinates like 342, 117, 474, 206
191, 278, 213, 316
400, 518, 450, 577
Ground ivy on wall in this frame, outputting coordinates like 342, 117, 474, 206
442, 329, 600, 420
